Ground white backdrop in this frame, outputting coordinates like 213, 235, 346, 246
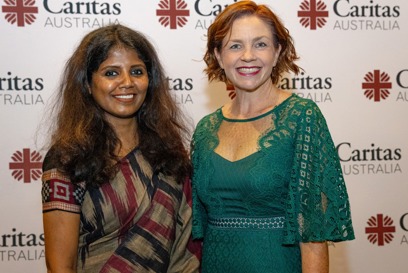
1, 0, 407, 272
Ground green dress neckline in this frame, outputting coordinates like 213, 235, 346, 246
220, 93, 295, 122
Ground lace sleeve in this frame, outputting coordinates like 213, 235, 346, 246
283, 101, 355, 244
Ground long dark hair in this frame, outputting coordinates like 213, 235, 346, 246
204, 1, 301, 84
46, 24, 191, 186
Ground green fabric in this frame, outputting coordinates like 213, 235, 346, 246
191, 94, 354, 272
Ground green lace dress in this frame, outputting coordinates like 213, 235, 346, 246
191, 94, 354, 273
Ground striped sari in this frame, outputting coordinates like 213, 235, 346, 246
42, 148, 201, 273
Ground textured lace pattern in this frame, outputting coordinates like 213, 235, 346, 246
191, 94, 355, 244
208, 216, 285, 229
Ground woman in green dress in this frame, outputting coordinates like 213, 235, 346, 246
191, 1, 355, 272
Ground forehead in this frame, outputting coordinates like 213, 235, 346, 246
228, 15, 272, 39
96, 47, 145, 71
101, 47, 144, 65
106, 46, 138, 58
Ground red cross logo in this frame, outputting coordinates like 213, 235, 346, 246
2, 0, 38, 27
157, 0, 189, 29
9, 148, 43, 183
362, 70, 392, 102
298, 0, 329, 30
365, 214, 396, 246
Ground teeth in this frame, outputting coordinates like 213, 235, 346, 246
238, 67, 259, 73
115, 94, 133, 99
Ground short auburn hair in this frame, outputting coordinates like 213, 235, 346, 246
204, 1, 301, 85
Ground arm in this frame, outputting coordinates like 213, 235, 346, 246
43, 210, 80, 273
300, 241, 329, 273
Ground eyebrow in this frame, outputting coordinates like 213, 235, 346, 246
227, 35, 272, 43
98, 63, 146, 70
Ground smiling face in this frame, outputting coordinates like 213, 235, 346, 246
90, 46, 149, 125
214, 15, 281, 93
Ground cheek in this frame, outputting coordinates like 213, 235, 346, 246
90, 85, 110, 104
92, 81, 115, 95
136, 78, 149, 92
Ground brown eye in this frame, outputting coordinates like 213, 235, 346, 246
105, 70, 118, 77
131, 68, 144, 76
230, 44, 241, 50
256, 42, 267, 48
131, 65, 147, 76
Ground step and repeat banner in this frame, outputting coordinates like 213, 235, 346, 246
1, 0, 407, 272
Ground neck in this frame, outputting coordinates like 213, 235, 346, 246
109, 117, 139, 157
227, 85, 282, 119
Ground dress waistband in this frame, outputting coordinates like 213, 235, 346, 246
208, 216, 285, 229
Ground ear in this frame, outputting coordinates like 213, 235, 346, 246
214, 48, 224, 69
273, 44, 282, 67
86, 83, 92, 95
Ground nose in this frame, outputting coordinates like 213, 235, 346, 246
120, 72, 134, 89
241, 47, 256, 62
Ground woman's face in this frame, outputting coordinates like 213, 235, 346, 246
90, 46, 149, 125
215, 15, 281, 93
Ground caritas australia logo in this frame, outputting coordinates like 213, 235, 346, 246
361, 69, 408, 102
362, 70, 392, 102
298, 0, 401, 31
2, 0, 122, 28
157, 0, 190, 29
336, 142, 402, 175
366, 214, 396, 246
0, 228, 45, 262
365, 213, 408, 246
1, 0, 39, 27
298, 0, 329, 30
9, 148, 43, 183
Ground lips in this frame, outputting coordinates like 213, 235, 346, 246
237, 66, 260, 75
114, 94, 134, 99
112, 93, 135, 102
